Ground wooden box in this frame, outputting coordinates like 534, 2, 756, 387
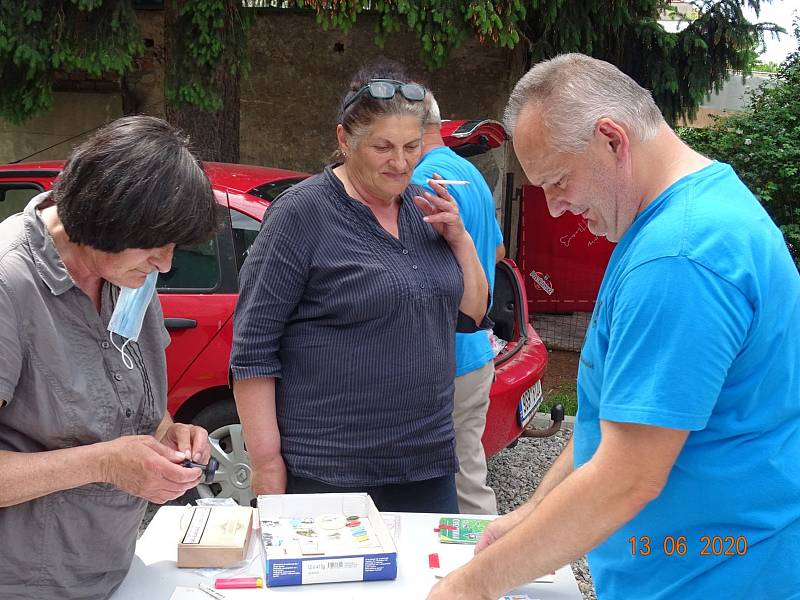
177, 505, 255, 568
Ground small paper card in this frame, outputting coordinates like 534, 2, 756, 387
438, 517, 491, 544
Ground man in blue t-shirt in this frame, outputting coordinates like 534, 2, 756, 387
428, 54, 800, 600
412, 92, 505, 515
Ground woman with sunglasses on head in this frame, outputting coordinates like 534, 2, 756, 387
231, 60, 489, 513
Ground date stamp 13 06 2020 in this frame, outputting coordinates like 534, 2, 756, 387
629, 535, 749, 557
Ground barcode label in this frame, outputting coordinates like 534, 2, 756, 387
302, 557, 364, 584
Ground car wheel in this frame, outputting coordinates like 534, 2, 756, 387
191, 398, 240, 434
190, 400, 256, 507
197, 423, 256, 507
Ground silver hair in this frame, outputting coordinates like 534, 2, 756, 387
504, 53, 665, 153
423, 92, 442, 127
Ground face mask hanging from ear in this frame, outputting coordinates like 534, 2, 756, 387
108, 271, 159, 370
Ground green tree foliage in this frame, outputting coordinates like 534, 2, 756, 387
0, 0, 143, 124
164, 0, 251, 113
299, 0, 781, 124
680, 18, 800, 266
0, 1, 784, 158
0, 0, 251, 125
164, 0, 251, 162
518, 0, 772, 124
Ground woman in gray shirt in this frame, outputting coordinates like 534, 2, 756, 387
0, 116, 218, 600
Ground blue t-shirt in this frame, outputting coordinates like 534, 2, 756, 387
412, 146, 504, 376
576, 162, 800, 599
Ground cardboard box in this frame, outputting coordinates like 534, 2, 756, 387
258, 493, 398, 587
177, 505, 255, 568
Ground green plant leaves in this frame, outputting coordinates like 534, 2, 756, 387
0, 0, 143, 124
679, 17, 800, 267
164, 0, 252, 111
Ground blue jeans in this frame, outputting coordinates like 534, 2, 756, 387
286, 473, 459, 513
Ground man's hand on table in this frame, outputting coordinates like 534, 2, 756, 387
474, 508, 525, 554
427, 565, 493, 600
429, 508, 532, 599
100, 435, 203, 503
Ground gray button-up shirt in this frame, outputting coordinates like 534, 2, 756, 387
0, 194, 169, 600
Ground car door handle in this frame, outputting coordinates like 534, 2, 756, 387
164, 318, 197, 329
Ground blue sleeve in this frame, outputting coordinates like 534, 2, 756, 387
449, 185, 474, 229
230, 200, 309, 381
410, 165, 435, 193
600, 256, 752, 430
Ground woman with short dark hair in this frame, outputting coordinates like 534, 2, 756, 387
231, 61, 489, 512
54, 116, 218, 252
0, 115, 219, 600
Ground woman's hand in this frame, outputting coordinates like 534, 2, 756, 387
101, 435, 203, 504
413, 175, 471, 251
160, 422, 211, 465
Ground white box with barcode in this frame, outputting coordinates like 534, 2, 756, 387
257, 493, 398, 587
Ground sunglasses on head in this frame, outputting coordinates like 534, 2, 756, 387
341, 79, 427, 114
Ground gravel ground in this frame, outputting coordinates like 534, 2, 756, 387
487, 425, 597, 600
140, 423, 597, 600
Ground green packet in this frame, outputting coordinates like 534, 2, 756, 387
438, 517, 491, 544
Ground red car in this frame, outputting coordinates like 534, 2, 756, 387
0, 121, 549, 504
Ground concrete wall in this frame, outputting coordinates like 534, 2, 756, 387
680, 71, 773, 127
701, 72, 771, 111
0, 92, 122, 165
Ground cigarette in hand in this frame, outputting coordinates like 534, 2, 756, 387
429, 179, 470, 186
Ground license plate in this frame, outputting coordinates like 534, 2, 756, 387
517, 380, 543, 427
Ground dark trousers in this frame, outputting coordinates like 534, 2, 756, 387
286, 473, 460, 514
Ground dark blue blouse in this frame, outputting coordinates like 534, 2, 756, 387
231, 166, 465, 486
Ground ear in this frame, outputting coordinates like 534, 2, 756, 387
336, 124, 349, 155
595, 118, 629, 164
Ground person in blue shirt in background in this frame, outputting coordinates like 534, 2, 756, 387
428, 53, 800, 600
412, 92, 505, 515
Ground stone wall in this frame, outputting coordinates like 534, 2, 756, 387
241, 11, 523, 172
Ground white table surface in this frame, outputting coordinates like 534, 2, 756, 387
111, 506, 583, 600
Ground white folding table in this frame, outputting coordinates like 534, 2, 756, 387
111, 506, 583, 600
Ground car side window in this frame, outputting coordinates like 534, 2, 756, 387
0, 184, 43, 222
231, 209, 260, 271
157, 238, 221, 292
